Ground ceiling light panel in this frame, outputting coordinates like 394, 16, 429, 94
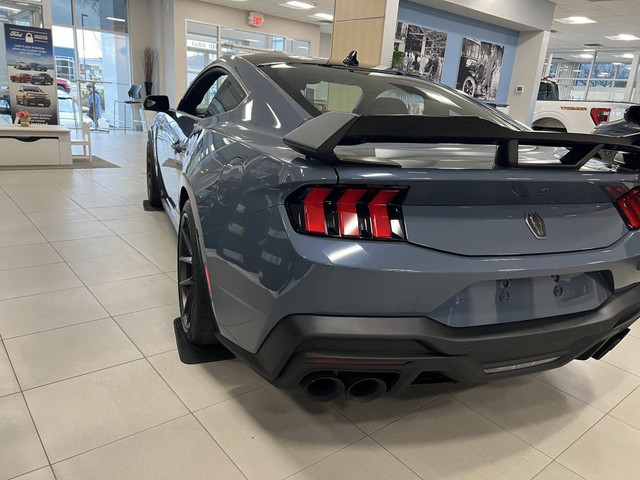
605, 33, 640, 41
281, 1, 316, 9
555, 16, 597, 24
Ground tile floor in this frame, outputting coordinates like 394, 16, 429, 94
0, 131, 640, 480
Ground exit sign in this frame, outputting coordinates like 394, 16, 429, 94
248, 12, 264, 27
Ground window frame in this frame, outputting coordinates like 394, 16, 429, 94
177, 66, 248, 118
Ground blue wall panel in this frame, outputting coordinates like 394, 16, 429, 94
398, 1, 519, 104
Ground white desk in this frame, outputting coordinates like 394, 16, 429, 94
0, 125, 72, 166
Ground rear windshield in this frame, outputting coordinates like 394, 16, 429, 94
260, 63, 524, 130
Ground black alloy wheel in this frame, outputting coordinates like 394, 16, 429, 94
177, 200, 218, 345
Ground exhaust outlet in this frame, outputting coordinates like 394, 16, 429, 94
345, 377, 387, 403
300, 373, 345, 402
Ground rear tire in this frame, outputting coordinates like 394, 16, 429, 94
178, 199, 218, 345
146, 141, 162, 208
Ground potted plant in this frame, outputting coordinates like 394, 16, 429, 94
142, 46, 156, 96
16, 110, 31, 127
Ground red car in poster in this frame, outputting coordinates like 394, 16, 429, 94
10, 73, 32, 83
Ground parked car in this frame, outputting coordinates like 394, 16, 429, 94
31, 73, 54, 86
457, 38, 484, 97
13, 61, 31, 70
16, 86, 51, 107
30, 63, 47, 71
56, 78, 71, 93
10, 73, 32, 83
57, 91, 94, 128
533, 78, 632, 133
146, 53, 640, 403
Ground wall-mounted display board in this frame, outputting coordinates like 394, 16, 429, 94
4, 24, 58, 125
393, 22, 447, 82
456, 37, 504, 101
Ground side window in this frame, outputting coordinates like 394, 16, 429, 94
181, 70, 246, 117
206, 75, 246, 116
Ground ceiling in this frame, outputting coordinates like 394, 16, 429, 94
550, 0, 640, 51
200, 0, 335, 33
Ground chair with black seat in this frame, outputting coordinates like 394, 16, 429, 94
113, 84, 143, 134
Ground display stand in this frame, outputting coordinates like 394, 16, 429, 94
0, 124, 72, 166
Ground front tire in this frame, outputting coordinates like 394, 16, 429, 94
146, 141, 162, 208
178, 199, 218, 345
462, 76, 476, 96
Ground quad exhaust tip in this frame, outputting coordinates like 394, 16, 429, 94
301, 373, 388, 403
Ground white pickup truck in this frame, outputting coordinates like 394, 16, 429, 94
533, 79, 633, 133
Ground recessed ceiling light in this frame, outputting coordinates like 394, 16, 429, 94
614, 53, 635, 58
281, 1, 316, 9
605, 33, 640, 41
556, 16, 596, 25
106, 16, 125, 22
572, 53, 593, 59
612, 62, 623, 65
310, 12, 333, 21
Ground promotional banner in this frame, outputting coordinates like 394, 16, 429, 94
4, 24, 58, 125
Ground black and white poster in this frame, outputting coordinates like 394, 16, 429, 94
393, 22, 447, 82
4, 24, 58, 125
456, 37, 504, 101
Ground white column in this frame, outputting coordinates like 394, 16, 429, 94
507, 30, 550, 125
623, 49, 640, 103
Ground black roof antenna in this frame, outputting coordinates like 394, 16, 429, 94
343, 50, 359, 67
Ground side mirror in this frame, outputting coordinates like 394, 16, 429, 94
624, 105, 640, 125
144, 95, 170, 112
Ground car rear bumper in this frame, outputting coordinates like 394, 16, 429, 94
216, 283, 640, 394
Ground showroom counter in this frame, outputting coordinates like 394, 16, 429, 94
0, 125, 72, 166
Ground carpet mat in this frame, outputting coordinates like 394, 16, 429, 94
0, 156, 119, 170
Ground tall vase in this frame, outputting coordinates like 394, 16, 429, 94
144, 81, 153, 96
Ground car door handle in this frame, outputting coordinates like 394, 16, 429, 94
172, 140, 186, 154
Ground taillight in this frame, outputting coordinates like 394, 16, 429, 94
615, 187, 640, 229
590, 107, 611, 126
605, 185, 640, 229
287, 186, 407, 240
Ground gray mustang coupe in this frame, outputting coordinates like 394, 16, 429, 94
145, 52, 640, 403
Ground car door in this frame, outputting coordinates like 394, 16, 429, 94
155, 67, 246, 225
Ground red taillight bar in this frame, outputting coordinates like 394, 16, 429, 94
369, 190, 399, 239
337, 189, 366, 237
288, 186, 407, 241
303, 187, 331, 234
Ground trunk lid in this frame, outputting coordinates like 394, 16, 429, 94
333, 144, 634, 256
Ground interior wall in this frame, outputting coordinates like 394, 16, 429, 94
170, 0, 322, 102
397, 0, 519, 105
319, 32, 332, 58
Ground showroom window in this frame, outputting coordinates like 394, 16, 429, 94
51, 0, 132, 129
547, 51, 634, 102
186, 20, 313, 84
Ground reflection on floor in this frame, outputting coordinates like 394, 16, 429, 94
1, 130, 640, 480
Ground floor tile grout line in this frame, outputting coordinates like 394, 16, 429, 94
553, 414, 611, 469
1, 340, 56, 472
45, 412, 193, 468
280, 436, 367, 480
7, 465, 56, 480
531, 462, 589, 480
366, 434, 430, 480
2, 314, 111, 341
18, 357, 144, 394
444, 393, 557, 461
601, 358, 640, 378
532, 364, 640, 413
188, 413, 250, 480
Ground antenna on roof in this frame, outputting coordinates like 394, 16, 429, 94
343, 51, 359, 67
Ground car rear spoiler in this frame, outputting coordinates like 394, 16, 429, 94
282, 111, 640, 169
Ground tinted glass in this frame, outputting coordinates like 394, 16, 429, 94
261, 63, 522, 129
